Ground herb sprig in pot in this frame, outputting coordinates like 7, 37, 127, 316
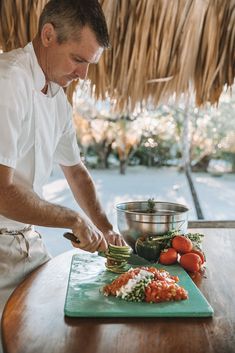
147, 198, 156, 213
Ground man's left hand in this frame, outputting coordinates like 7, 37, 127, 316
103, 229, 127, 246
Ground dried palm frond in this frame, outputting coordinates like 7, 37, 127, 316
0, 0, 48, 51
0, 0, 234, 111
89, 0, 234, 112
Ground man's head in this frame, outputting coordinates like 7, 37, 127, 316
38, 0, 109, 48
35, 0, 109, 88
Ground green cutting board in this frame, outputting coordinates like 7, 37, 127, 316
64, 253, 213, 318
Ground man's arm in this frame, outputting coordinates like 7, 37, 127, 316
0, 164, 107, 252
61, 162, 126, 246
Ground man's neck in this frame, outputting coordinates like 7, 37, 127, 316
32, 36, 49, 94
41, 84, 48, 94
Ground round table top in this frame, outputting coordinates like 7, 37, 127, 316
2, 227, 235, 353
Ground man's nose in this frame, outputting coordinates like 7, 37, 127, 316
75, 63, 89, 80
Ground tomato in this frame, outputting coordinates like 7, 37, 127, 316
172, 235, 193, 254
144, 280, 188, 303
180, 253, 202, 272
190, 248, 205, 264
159, 248, 178, 265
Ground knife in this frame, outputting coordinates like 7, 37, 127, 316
63, 232, 152, 266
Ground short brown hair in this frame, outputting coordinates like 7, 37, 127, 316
38, 0, 110, 48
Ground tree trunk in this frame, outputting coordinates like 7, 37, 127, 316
182, 104, 190, 171
120, 159, 126, 175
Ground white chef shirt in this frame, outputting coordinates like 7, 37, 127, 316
0, 42, 81, 230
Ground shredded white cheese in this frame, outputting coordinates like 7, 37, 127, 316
116, 269, 153, 298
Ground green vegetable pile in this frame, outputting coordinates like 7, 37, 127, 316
124, 277, 153, 302
105, 244, 132, 273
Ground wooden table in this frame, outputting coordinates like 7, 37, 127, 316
2, 228, 235, 353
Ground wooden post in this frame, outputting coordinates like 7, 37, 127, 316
182, 102, 204, 220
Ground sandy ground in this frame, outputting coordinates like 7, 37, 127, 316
37, 165, 235, 256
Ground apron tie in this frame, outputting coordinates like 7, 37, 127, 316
0, 226, 33, 258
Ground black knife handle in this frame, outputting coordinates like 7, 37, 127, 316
63, 232, 80, 243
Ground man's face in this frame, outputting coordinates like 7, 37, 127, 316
43, 25, 103, 87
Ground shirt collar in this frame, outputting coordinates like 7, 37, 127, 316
24, 42, 60, 97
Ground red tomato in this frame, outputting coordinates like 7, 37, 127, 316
190, 248, 205, 264
180, 253, 202, 272
159, 248, 178, 265
172, 235, 193, 254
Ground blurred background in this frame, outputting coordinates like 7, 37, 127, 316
0, 0, 234, 255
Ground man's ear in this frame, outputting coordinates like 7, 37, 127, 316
41, 23, 57, 47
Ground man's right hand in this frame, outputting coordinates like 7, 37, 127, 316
0, 164, 108, 253
71, 218, 108, 253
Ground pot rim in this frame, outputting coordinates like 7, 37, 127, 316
116, 201, 189, 215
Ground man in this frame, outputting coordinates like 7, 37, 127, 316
0, 0, 124, 349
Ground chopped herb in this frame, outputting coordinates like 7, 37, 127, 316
147, 198, 156, 213
186, 233, 204, 250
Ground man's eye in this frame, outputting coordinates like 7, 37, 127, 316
74, 58, 83, 63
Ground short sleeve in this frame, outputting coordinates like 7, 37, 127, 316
0, 74, 28, 168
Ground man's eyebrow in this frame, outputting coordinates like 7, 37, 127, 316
73, 54, 90, 63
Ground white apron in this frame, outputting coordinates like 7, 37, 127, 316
0, 227, 51, 353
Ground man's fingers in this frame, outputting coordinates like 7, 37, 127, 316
72, 233, 107, 253
73, 239, 98, 253
113, 236, 122, 246
107, 233, 127, 246
70, 224, 126, 253
98, 236, 108, 252
72, 241, 97, 253
71, 241, 80, 248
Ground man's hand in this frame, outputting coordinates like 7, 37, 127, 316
103, 229, 127, 247
71, 218, 108, 253
62, 163, 127, 247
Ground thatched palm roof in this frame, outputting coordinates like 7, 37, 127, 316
0, 0, 234, 111
0, 0, 47, 51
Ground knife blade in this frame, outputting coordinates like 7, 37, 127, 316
63, 232, 152, 266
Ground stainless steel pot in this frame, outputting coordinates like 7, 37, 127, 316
116, 201, 189, 254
